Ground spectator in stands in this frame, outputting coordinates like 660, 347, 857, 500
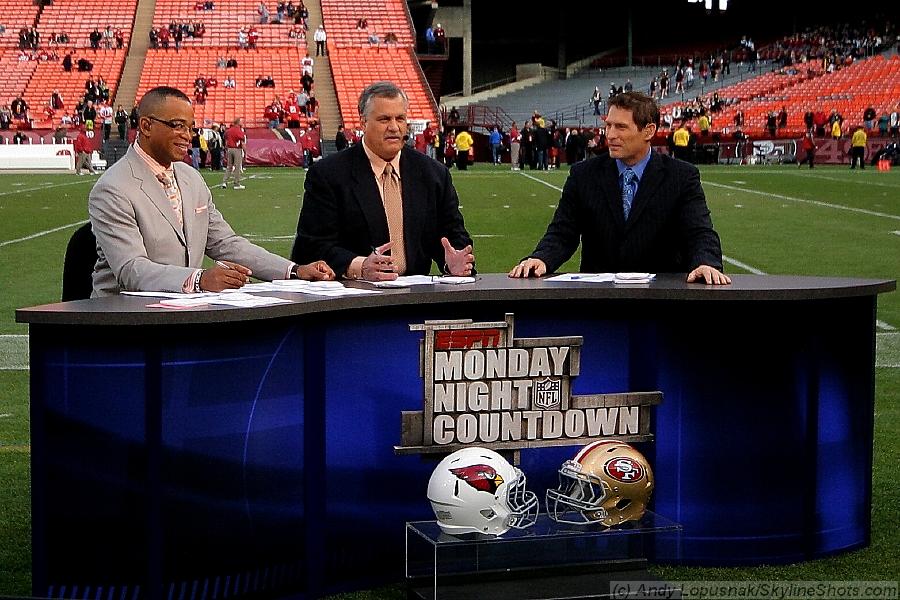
314, 25, 326, 56
50, 90, 65, 111
102, 26, 114, 50
74, 127, 95, 175
237, 27, 247, 49
306, 92, 318, 116
778, 106, 788, 130
149, 28, 159, 49
510, 91, 727, 284
383, 32, 399, 44
258, 1, 270, 24
433, 23, 445, 51
367, 30, 379, 45
90, 28, 101, 50
11, 95, 29, 122
226, 56, 238, 68
222, 117, 247, 189
334, 124, 349, 152
264, 101, 281, 128
0, 105, 11, 130
766, 112, 777, 137
291, 81, 473, 281
62, 51, 73, 71
223, 75, 236, 88
289, 25, 306, 41
115, 105, 128, 140
114, 28, 124, 49
12, 131, 27, 144
300, 54, 314, 76
194, 84, 208, 105
158, 26, 169, 49
248, 26, 259, 48
422, 122, 436, 160
129, 103, 139, 130
53, 125, 68, 144
275, 1, 286, 23
863, 106, 876, 131
447, 106, 459, 125
81, 100, 97, 129
300, 72, 314, 94
849, 126, 867, 169
591, 87, 602, 115
890, 107, 900, 138
99, 101, 113, 141
173, 26, 183, 51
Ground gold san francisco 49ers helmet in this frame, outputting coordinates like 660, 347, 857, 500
546, 440, 654, 527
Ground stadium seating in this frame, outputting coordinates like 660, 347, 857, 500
38, 0, 137, 50
151, 0, 304, 48
0, 50, 39, 107
137, 47, 313, 127
320, 0, 414, 47
321, 0, 436, 126
0, 1, 41, 49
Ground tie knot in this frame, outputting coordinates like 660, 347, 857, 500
383, 163, 394, 178
156, 172, 173, 186
622, 168, 636, 185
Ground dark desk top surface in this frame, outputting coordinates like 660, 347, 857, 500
16, 274, 896, 327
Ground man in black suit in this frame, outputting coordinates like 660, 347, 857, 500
291, 81, 473, 281
509, 91, 730, 285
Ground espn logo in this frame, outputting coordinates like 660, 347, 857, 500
435, 329, 501, 350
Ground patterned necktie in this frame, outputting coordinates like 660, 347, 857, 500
382, 163, 406, 274
621, 168, 636, 221
156, 171, 183, 227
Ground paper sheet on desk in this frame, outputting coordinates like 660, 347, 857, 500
237, 280, 381, 297
544, 273, 616, 283
124, 291, 215, 299
366, 275, 438, 288
614, 273, 655, 284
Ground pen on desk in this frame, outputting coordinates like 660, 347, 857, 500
214, 260, 233, 270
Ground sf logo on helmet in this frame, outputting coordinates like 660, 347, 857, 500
450, 464, 505, 494
604, 457, 644, 482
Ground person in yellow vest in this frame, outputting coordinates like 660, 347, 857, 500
831, 119, 842, 140
454, 128, 474, 170
849, 126, 867, 170
672, 123, 690, 162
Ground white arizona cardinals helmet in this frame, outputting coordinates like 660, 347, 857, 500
427, 447, 538, 536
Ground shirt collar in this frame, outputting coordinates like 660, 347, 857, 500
616, 147, 653, 181
134, 137, 174, 178
362, 137, 401, 179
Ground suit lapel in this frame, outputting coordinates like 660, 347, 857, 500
350, 144, 390, 245
625, 152, 664, 229
172, 163, 194, 252
128, 148, 187, 246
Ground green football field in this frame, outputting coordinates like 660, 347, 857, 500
0, 163, 898, 597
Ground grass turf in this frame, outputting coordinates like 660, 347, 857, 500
0, 163, 897, 596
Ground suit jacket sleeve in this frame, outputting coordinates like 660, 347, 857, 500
528, 170, 583, 273
89, 177, 196, 293
291, 162, 362, 276
201, 186, 293, 280
675, 163, 723, 271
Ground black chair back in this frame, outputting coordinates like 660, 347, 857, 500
62, 222, 97, 301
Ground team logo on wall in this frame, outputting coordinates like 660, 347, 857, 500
396, 314, 661, 455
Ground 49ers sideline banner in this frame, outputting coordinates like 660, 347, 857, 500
395, 314, 661, 454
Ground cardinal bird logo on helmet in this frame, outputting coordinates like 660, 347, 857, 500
450, 464, 505, 494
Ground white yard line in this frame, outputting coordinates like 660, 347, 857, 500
0, 179, 92, 197
0, 220, 88, 248
704, 181, 900, 220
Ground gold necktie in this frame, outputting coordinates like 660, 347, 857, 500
382, 163, 406, 274
156, 171, 183, 226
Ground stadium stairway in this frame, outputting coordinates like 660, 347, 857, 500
305, 0, 340, 152
114, 0, 158, 109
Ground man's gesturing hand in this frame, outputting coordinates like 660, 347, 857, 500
441, 237, 474, 276
360, 241, 398, 281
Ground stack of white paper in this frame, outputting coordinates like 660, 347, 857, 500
613, 272, 655, 284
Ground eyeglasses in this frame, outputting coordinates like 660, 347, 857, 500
146, 116, 191, 133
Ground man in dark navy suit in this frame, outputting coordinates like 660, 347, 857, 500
291, 81, 473, 281
509, 91, 730, 285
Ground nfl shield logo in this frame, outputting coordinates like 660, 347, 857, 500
534, 378, 561, 409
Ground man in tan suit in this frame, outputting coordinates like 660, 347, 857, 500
89, 86, 332, 297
